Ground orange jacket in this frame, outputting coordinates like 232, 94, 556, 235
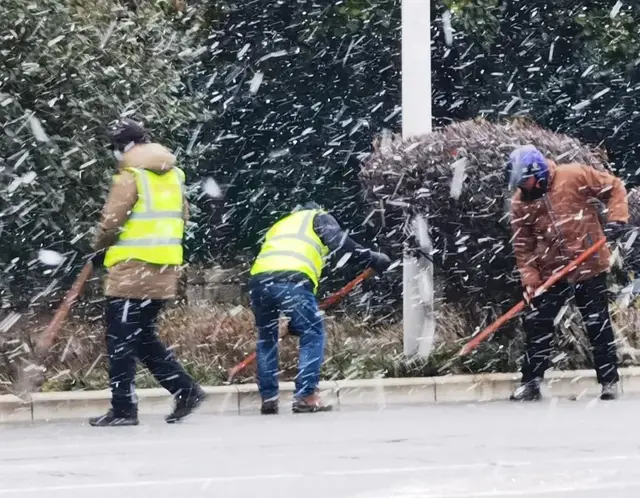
510, 161, 628, 287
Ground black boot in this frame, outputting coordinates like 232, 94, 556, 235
261, 398, 279, 415
600, 382, 619, 401
166, 386, 206, 424
510, 379, 542, 402
89, 409, 139, 427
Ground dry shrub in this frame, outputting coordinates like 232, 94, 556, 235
359, 118, 614, 310
4, 289, 640, 394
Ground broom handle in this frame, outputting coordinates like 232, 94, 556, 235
37, 261, 94, 353
458, 238, 607, 357
228, 268, 376, 380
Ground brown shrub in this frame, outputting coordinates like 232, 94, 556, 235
3, 298, 640, 395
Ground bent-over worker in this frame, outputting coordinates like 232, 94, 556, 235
249, 202, 391, 414
506, 145, 628, 402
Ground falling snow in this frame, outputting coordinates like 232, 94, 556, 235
37, 250, 65, 267
1, 0, 640, 403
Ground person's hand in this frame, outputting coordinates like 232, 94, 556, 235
523, 282, 543, 306
370, 252, 391, 274
604, 221, 627, 242
87, 249, 105, 267
523, 285, 536, 305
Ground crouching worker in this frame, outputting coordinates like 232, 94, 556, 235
88, 119, 205, 426
506, 145, 629, 402
249, 203, 391, 414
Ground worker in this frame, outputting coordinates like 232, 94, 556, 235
88, 118, 205, 426
249, 203, 391, 414
506, 144, 629, 402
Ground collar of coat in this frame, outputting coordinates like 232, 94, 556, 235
117, 143, 177, 174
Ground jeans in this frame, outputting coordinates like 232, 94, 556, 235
105, 298, 197, 416
521, 273, 619, 386
249, 278, 326, 399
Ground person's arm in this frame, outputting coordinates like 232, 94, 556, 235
183, 198, 190, 225
510, 199, 541, 290
313, 213, 374, 266
91, 170, 138, 252
580, 166, 629, 224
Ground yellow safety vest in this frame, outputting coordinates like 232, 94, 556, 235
250, 210, 330, 293
104, 167, 185, 268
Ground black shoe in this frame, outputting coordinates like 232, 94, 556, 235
166, 387, 206, 424
261, 398, 279, 415
510, 379, 542, 402
89, 410, 139, 427
600, 382, 619, 401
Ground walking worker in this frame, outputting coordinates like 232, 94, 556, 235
506, 144, 629, 401
88, 118, 205, 426
249, 202, 391, 415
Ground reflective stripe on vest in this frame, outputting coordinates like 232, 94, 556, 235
104, 167, 185, 268
250, 210, 330, 292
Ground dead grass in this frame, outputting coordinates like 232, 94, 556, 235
2, 299, 640, 395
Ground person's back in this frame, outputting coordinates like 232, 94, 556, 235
93, 141, 188, 300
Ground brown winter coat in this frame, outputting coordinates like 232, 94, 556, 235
510, 161, 629, 288
91, 143, 189, 300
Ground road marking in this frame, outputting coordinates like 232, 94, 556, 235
2, 455, 640, 495
376, 480, 640, 497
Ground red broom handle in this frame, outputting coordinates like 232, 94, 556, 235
458, 238, 607, 357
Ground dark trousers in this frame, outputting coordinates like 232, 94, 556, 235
105, 298, 197, 416
521, 273, 619, 386
248, 278, 326, 400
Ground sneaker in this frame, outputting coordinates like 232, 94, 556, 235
509, 379, 542, 402
600, 382, 619, 401
261, 397, 279, 415
292, 392, 333, 413
89, 409, 139, 427
166, 386, 206, 424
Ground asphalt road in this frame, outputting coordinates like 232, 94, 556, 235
1, 398, 640, 497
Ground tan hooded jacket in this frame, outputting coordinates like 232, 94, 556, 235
510, 161, 628, 288
91, 143, 188, 300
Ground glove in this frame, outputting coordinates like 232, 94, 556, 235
604, 221, 627, 242
88, 249, 105, 267
523, 285, 536, 305
369, 252, 391, 274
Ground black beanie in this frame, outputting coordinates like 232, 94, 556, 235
109, 118, 150, 152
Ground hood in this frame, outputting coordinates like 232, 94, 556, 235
546, 160, 558, 185
119, 143, 176, 173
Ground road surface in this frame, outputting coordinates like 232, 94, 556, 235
1, 398, 640, 497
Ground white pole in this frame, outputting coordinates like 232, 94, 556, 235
401, 0, 434, 358
402, 0, 432, 139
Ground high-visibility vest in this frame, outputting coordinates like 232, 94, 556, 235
250, 210, 330, 293
104, 167, 185, 268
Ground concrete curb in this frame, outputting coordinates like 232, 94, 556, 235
2, 368, 640, 422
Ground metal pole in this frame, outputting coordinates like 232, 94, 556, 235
401, 0, 434, 358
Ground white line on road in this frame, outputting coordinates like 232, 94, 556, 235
378, 480, 640, 497
2, 455, 640, 495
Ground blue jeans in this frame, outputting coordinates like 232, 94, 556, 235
249, 278, 326, 400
